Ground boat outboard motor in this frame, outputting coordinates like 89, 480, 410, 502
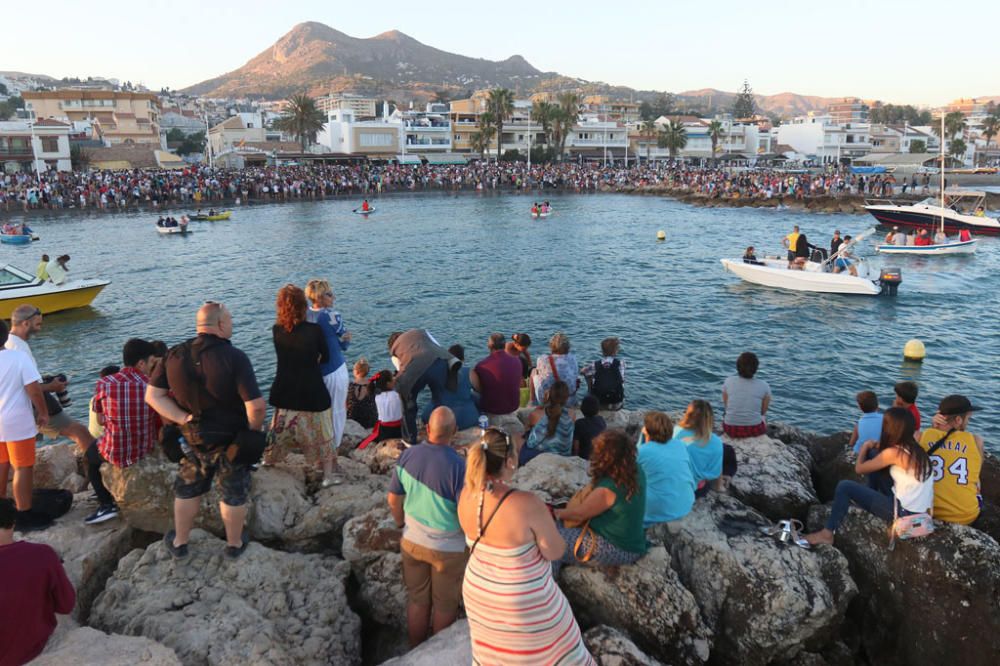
879, 267, 902, 296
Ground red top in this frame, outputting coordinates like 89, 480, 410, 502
908, 403, 922, 431
913, 235, 933, 246
0, 541, 76, 666
94, 366, 160, 468
474, 350, 523, 415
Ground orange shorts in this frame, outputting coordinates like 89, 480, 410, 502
0, 438, 37, 467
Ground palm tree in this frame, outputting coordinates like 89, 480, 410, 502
487, 88, 514, 161
944, 111, 967, 140
657, 120, 688, 158
472, 112, 496, 159
640, 119, 658, 162
553, 92, 581, 158
707, 120, 724, 158
949, 138, 967, 161
531, 100, 555, 146
275, 93, 326, 151
980, 114, 1000, 161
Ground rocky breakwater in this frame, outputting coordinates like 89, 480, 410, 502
16, 411, 1000, 664
621, 184, 882, 214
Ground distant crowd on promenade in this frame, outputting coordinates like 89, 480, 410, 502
0, 160, 921, 212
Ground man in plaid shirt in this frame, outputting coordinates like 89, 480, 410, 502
84, 339, 161, 525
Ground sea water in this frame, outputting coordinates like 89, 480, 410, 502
12, 192, 999, 446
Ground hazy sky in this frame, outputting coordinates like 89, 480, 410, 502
3, 0, 997, 106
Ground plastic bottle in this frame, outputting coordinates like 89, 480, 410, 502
478, 415, 489, 434
179, 436, 196, 462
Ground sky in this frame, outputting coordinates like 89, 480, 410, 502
2, 0, 998, 106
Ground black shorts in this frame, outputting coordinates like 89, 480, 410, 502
173, 424, 252, 506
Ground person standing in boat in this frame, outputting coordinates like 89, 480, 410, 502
46, 255, 71, 285
783, 225, 800, 267
832, 235, 859, 276
790, 233, 819, 270
35, 255, 49, 281
830, 230, 844, 257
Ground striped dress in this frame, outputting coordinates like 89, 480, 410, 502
463, 540, 595, 665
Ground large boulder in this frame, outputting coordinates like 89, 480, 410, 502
512, 452, 589, 504
559, 546, 712, 665
652, 493, 856, 666
600, 409, 646, 438
31, 442, 87, 493
341, 506, 405, 630
377, 619, 471, 665
583, 625, 666, 665
724, 434, 818, 521
32, 626, 181, 666
348, 438, 406, 475
807, 505, 1000, 666
803, 432, 859, 502
89, 529, 362, 666
18, 492, 133, 622
974, 451, 1000, 543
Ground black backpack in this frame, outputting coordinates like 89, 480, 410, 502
591, 359, 624, 405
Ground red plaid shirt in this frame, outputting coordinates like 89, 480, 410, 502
94, 367, 160, 468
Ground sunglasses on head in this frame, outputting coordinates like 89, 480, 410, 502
480, 426, 512, 454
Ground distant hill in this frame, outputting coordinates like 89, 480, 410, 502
676, 88, 845, 117
181, 22, 551, 99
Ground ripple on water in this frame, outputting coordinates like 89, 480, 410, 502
11, 193, 999, 448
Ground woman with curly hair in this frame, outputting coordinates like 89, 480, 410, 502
266, 284, 341, 486
554, 429, 647, 566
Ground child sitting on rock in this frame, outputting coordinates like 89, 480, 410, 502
572, 395, 606, 460
582, 337, 625, 411
358, 370, 403, 449
346, 357, 377, 430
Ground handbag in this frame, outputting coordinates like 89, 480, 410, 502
561, 484, 599, 563
572, 523, 598, 563
889, 492, 934, 549
562, 484, 593, 528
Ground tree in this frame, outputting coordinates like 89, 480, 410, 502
640, 119, 658, 162
944, 111, 966, 139
0, 95, 23, 120
0, 83, 7, 95
177, 131, 206, 156
949, 138, 967, 160
552, 92, 581, 158
732, 80, 756, 119
531, 100, 555, 146
69, 144, 90, 171
909, 140, 927, 154
707, 119, 724, 158
471, 111, 496, 159
274, 93, 326, 151
166, 128, 185, 143
657, 120, 687, 158
486, 88, 514, 161
980, 114, 999, 148
432, 90, 451, 104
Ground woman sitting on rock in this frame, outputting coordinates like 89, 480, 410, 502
346, 358, 377, 430
554, 429, 648, 566
420, 344, 480, 431
638, 411, 695, 525
804, 407, 933, 546
520, 381, 576, 465
458, 428, 595, 665
674, 399, 736, 494
721, 352, 771, 439
531, 332, 580, 407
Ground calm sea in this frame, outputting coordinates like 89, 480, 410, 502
7, 193, 998, 447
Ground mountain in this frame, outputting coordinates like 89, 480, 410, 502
182, 22, 550, 99
676, 88, 844, 117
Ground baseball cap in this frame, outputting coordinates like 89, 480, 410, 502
937, 395, 982, 416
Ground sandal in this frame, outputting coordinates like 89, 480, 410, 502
788, 520, 811, 550
758, 519, 790, 537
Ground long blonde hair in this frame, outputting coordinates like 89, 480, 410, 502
680, 399, 714, 445
464, 428, 514, 495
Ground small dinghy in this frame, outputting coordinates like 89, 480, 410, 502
531, 210, 551, 219
876, 238, 977, 255
189, 211, 231, 221
0, 233, 32, 245
353, 207, 376, 215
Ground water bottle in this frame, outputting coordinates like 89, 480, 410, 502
478, 415, 489, 434
179, 436, 196, 462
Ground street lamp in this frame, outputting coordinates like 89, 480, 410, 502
27, 106, 41, 177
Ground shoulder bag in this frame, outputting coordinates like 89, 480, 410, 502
469, 488, 516, 555
888, 431, 950, 549
561, 483, 598, 563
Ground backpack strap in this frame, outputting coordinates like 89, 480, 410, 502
927, 429, 956, 456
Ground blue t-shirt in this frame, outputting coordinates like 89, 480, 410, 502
638, 438, 695, 526
421, 366, 480, 430
389, 443, 466, 552
855, 411, 883, 453
673, 426, 723, 483
305, 308, 349, 376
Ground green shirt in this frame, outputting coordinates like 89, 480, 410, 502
589, 469, 648, 554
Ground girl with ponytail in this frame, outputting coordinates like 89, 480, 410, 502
458, 428, 594, 664
520, 380, 576, 465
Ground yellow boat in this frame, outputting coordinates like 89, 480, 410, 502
0, 264, 110, 319
191, 211, 232, 221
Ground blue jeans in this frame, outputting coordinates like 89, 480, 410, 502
401, 358, 450, 444
826, 479, 911, 532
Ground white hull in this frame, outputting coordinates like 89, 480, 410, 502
720, 258, 881, 296
531, 212, 551, 218
876, 239, 977, 255
156, 225, 189, 234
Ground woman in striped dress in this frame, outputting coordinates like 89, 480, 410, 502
458, 428, 594, 665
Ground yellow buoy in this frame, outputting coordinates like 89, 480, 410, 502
903, 339, 926, 362
656, 230, 666, 241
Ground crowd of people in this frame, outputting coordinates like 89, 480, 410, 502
0, 290, 986, 664
0, 161, 919, 213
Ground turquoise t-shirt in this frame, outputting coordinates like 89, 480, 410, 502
673, 426, 723, 483
638, 438, 695, 526
589, 469, 648, 554
855, 411, 883, 453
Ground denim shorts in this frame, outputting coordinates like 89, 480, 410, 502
835, 258, 852, 269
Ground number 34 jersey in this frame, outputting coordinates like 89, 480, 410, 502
919, 428, 982, 525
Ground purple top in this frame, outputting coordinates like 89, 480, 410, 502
474, 350, 523, 415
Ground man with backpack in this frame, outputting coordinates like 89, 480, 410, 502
582, 337, 625, 411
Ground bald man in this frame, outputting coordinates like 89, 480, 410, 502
387, 406, 465, 648
146, 301, 265, 560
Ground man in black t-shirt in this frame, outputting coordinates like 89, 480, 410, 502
146, 301, 265, 560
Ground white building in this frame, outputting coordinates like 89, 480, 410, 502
0, 118, 72, 172
393, 106, 452, 153
317, 108, 400, 157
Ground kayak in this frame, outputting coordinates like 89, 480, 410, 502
190, 211, 231, 221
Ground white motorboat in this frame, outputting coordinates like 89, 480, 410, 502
876, 238, 977, 255
720, 257, 895, 296
864, 192, 999, 237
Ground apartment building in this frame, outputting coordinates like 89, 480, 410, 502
22, 90, 161, 145
0, 118, 72, 172
826, 98, 869, 124
317, 94, 378, 118
317, 108, 400, 157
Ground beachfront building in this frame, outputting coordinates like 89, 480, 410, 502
582, 96, 641, 125
207, 114, 267, 156
776, 115, 873, 164
317, 94, 378, 119
317, 108, 400, 158
392, 105, 453, 154
565, 115, 628, 162
826, 98, 869, 124
22, 90, 161, 146
0, 119, 72, 173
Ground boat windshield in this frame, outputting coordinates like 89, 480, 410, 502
0, 265, 36, 287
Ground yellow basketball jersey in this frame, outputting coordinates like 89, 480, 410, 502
919, 428, 982, 525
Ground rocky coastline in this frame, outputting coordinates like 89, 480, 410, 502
16, 409, 1000, 665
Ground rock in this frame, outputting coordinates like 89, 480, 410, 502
806, 433, 862, 503
600, 409, 646, 438
807, 505, 1000, 666
724, 434, 818, 521
18, 492, 133, 622
651, 493, 855, 666
245, 465, 310, 540
90, 529, 362, 666
512, 452, 589, 504
583, 625, 666, 665
341, 419, 369, 449
486, 411, 524, 436
32, 443, 87, 493
974, 451, 1000, 543
341, 506, 406, 630
560, 546, 712, 665
32, 626, 181, 665
349, 438, 407, 474
101, 447, 226, 536
767, 421, 815, 448
378, 619, 471, 665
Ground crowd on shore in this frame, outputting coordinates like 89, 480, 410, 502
0, 161, 920, 213
0, 286, 986, 663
